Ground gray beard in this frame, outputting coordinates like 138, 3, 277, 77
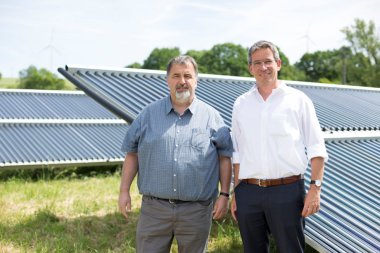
175, 90, 191, 103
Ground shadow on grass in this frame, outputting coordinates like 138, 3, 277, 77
0, 208, 243, 253
0, 208, 139, 253
0, 209, 318, 253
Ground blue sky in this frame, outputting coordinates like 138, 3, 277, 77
1, 0, 379, 78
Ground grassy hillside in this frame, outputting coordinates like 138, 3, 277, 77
0, 77, 18, 89
0, 77, 76, 90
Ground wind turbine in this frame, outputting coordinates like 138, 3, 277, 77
299, 22, 317, 53
39, 28, 60, 71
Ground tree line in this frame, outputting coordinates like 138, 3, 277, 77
128, 19, 379, 88
2, 19, 379, 90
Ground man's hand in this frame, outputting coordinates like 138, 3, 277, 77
212, 195, 229, 219
302, 186, 321, 217
230, 195, 238, 222
118, 191, 132, 219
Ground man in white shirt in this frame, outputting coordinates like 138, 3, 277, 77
231, 40, 328, 252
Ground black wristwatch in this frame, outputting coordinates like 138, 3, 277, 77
310, 180, 322, 188
219, 192, 230, 198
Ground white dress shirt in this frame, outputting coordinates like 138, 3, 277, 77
232, 82, 328, 179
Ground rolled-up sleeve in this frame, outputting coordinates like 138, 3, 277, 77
212, 125, 233, 157
121, 115, 142, 154
231, 101, 241, 164
302, 97, 328, 162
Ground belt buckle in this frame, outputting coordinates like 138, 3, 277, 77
168, 199, 176, 204
259, 179, 268, 187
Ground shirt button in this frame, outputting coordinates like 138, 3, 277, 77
174, 189, 177, 192
174, 158, 177, 161
175, 144, 178, 147
177, 130, 180, 133
173, 174, 176, 177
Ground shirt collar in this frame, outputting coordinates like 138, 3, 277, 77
250, 81, 288, 95
164, 95, 198, 115
273, 81, 287, 95
164, 96, 173, 115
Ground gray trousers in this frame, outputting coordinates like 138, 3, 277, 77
136, 196, 213, 253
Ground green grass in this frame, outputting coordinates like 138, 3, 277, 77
0, 168, 318, 252
0, 169, 137, 253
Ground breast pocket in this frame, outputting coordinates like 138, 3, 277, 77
191, 128, 211, 150
269, 113, 292, 136
269, 113, 304, 168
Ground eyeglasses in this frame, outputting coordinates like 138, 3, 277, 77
252, 60, 275, 68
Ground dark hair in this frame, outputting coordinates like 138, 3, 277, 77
248, 40, 280, 65
166, 55, 198, 77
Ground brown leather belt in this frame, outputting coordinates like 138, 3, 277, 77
241, 174, 302, 187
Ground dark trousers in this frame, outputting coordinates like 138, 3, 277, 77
235, 180, 306, 253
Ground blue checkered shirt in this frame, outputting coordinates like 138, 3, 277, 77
122, 96, 233, 201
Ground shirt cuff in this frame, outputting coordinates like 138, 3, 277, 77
232, 152, 240, 164
307, 145, 329, 162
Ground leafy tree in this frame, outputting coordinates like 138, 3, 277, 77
279, 64, 306, 81
126, 62, 142, 69
19, 65, 65, 90
341, 19, 380, 87
0, 71, 2, 80
341, 19, 380, 65
142, 47, 181, 70
278, 48, 305, 81
185, 49, 208, 73
294, 19, 380, 87
295, 49, 342, 83
344, 52, 377, 87
197, 43, 250, 77
124, 42, 312, 81
185, 49, 206, 63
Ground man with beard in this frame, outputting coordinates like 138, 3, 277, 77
231, 40, 328, 252
118, 55, 233, 253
